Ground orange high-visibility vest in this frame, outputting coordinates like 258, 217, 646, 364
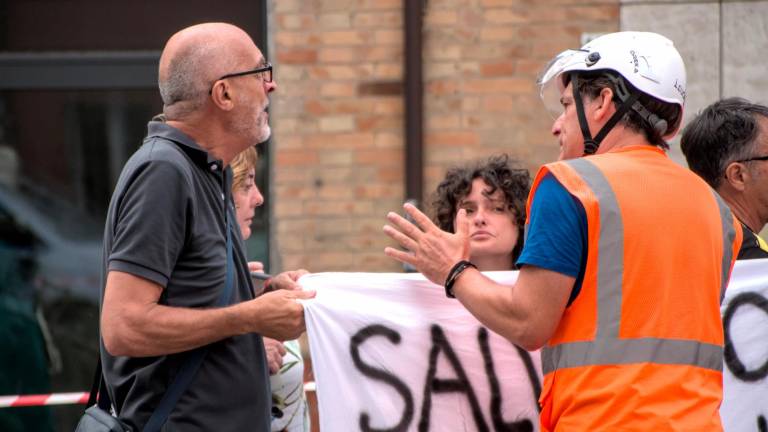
527, 146, 742, 431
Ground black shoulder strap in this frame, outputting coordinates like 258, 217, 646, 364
86, 356, 112, 411
571, 72, 641, 156
143, 216, 235, 432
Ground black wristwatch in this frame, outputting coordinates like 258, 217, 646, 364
444, 260, 476, 298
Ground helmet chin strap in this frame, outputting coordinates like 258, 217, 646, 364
571, 72, 640, 156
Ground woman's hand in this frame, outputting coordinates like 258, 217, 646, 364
263, 337, 286, 374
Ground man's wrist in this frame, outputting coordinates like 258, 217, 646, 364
444, 260, 476, 298
231, 301, 256, 335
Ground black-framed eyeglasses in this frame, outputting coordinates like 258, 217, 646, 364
737, 155, 768, 163
210, 63, 272, 93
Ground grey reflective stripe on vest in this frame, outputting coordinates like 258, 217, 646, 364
712, 190, 737, 303
542, 338, 723, 373
565, 159, 625, 339
542, 158, 724, 375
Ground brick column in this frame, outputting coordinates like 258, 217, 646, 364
270, 0, 618, 273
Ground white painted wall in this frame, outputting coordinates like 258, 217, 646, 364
621, 0, 768, 237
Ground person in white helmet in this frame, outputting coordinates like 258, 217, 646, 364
383, 32, 742, 430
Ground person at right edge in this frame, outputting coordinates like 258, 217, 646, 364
383, 32, 742, 431
681, 97, 768, 259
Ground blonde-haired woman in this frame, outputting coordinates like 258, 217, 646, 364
231, 147, 309, 432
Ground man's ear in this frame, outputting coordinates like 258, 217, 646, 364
592, 87, 615, 123
723, 161, 748, 192
210, 80, 235, 111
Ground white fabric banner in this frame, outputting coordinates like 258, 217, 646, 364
303, 271, 541, 432
720, 259, 768, 431
302, 259, 768, 431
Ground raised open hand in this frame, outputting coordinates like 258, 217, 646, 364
383, 202, 470, 285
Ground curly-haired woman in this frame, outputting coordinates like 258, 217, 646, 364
231, 147, 309, 432
431, 154, 531, 270
430, 154, 542, 421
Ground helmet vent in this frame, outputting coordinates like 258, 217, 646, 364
586, 52, 601, 67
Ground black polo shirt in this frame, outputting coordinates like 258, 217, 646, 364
737, 223, 768, 260
100, 121, 270, 431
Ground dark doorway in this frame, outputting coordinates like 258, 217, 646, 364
0, 2, 269, 430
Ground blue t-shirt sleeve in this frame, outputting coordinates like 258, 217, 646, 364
516, 173, 586, 279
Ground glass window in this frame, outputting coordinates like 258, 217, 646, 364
0, 2, 269, 430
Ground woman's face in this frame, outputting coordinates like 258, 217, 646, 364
456, 178, 519, 270
233, 168, 264, 240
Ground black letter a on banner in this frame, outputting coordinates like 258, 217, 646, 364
418, 324, 489, 432
478, 328, 535, 432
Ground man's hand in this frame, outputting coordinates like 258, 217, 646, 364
263, 337, 286, 374
383, 202, 471, 285
102, 271, 315, 358
241, 288, 315, 341
269, 269, 309, 291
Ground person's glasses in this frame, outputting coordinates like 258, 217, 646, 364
737, 155, 768, 163
219, 63, 272, 83
210, 63, 272, 93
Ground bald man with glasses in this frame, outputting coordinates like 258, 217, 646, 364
98, 23, 313, 431
682, 97, 768, 259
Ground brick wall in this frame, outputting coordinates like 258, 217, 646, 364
270, 0, 618, 273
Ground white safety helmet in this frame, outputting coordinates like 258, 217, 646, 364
538, 31, 687, 150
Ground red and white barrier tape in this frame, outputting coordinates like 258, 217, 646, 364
0, 382, 317, 408
0, 392, 89, 408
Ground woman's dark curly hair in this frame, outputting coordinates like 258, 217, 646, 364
431, 154, 531, 267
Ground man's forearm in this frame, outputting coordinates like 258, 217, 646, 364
453, 266, 573, 351
102, 270, 254, 357
452, 269, 538, 349
103, 298, 253, 357
101, 270, 312, 357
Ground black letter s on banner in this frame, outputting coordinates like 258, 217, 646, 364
350, 324, 415, 432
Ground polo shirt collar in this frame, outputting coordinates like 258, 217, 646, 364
146, 121, 225, 173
